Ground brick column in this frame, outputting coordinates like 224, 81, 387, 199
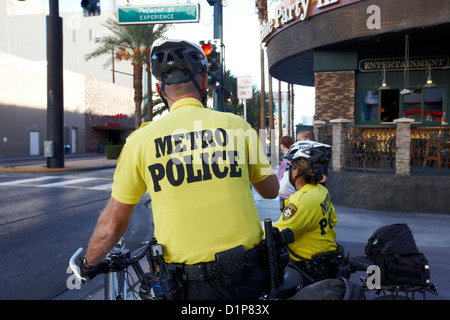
312, 120, 325, 141
330, 118, 351, 171
314, 71, 355, 123
394, 118, 414, 176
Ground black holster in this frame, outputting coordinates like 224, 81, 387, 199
215, 245, 247, 285
294, 245, 350, 282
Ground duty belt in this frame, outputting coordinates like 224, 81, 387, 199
180, 262, 218, 281
167, 244, 263, 281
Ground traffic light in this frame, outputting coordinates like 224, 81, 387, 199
200, 40, 221, 89
81, 0, 101, 16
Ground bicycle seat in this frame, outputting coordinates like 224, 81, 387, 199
348, 256, 376, 271
270, 266, 303, 299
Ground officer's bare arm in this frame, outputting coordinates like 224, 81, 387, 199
252, 174, 279, 199
85, 198, 135, 266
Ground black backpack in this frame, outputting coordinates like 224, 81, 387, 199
364, 223, 430, 285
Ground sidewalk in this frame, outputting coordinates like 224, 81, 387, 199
0, 153, 117, 172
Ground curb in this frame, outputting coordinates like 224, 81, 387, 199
0, 165, 116, 173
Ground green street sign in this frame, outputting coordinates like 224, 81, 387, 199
117, 3, 200, 25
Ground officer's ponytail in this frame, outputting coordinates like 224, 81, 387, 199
291, 159, 323, 185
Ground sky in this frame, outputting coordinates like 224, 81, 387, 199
33, 0, 315, 122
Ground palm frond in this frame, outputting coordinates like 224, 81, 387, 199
84, 13, 171, 128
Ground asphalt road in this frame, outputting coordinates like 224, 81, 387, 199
0, 168, 154, 300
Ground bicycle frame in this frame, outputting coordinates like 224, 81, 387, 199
105, 269, 128, 300
104, 239, 128, 300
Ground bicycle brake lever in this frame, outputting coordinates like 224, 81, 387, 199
69, 248, 88, 284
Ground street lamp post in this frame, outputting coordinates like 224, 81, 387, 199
46, 0, 64, 168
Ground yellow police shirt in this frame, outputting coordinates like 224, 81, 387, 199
111, 98, 273, 264
274, 183, 338, 261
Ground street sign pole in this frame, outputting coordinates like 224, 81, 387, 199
244, 99, 247, 121
237, 76, 253, 122
207, 0, 224, 112
214, 1, 223, 112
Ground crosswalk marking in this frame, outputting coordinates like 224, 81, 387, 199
0, 176, 61, 186
37, 177, 98, 187
0, 176, 112, 191
87, 182, 113, 191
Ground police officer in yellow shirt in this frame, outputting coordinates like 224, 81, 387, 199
274, 140, 343, 286
79, 40, 279, 299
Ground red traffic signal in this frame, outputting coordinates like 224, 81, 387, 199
199, 40, 221, 89
201, 43, 213, 56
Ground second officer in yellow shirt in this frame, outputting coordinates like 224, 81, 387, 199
274, 140, 342, 285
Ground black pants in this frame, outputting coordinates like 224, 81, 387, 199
182, 262, 266, 300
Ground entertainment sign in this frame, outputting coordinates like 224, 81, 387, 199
359, 56, 449, 72
117, 3, 200, 25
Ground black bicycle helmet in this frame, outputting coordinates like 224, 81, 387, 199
150, 39, 208, 107
282, 140, 332, 165
150, 39, 208, 84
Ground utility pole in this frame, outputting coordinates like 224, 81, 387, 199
207, 0, 223, 111
46, 0, 64, 168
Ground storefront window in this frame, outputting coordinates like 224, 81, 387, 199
402, 90, 422, 122
360, 90, 379, 122
402, 88, 444, 122
423, 88, 444, 122
359, 87, 445, 124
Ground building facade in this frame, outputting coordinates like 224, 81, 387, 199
0, 52, 134, 157
262, 0, 450, 126
262, 0, 450, 213
0, 0, 135, 157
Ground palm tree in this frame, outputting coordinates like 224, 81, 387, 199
85, 15, 170, 129
222, 69, 261, 129
142, 91, 167, 119
223, 70, 238, 113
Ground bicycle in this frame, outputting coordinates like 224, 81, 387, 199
263, 252, 439, 300
69, 220, 439, 301
347, 255, 438, 300
69, 238, 152, 300
261, 221, 439, 300
69, 218, 288, 301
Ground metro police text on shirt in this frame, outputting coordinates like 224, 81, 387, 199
147, 126, 270, 192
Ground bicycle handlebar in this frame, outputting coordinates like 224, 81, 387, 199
68, 240, 151, 285
69, 247, 88, 284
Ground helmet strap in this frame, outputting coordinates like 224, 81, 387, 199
288, 168, 298, 190
159, 81, 169, 108
187, 72, 207, 106
289, 162, 313, 188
